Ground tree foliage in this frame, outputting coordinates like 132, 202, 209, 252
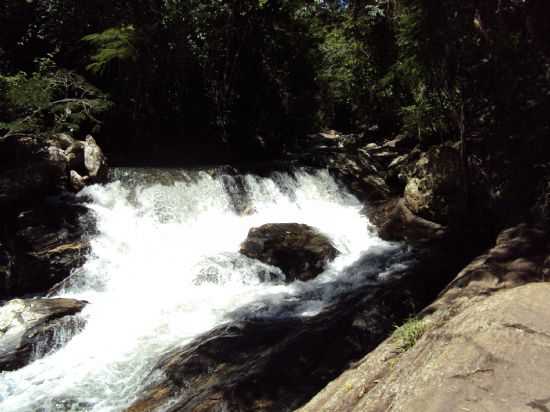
1, 0, 548, 158
0, 57, 112, 137
82, 26, 137, 75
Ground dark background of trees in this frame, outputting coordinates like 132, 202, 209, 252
1, 0, 549, 165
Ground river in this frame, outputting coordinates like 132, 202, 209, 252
0, 168, 404, 411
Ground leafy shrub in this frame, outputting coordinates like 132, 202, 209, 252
0, 58, 112, 137
82, 26, 137, 75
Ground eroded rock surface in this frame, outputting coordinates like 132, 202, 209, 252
0, 298, 87, 371
240, 223, 339, 282
298, 224, 550, 412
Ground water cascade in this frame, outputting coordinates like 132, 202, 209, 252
0, 168, 405, 411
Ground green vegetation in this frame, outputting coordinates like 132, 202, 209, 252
1, 0, 549, 161
392, 317, 428, 353
82, 26, 137, 76
0, 57, 112, 137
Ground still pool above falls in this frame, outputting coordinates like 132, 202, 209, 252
0, 168, 408, 412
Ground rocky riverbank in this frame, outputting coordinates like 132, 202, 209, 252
291, 132, 550, 411
1, 128, 549, 412
0, 132, 107, 300
299, 224, 550, 412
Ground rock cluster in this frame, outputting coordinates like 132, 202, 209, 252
297, 133, 466, 244
0, 133, 106, 299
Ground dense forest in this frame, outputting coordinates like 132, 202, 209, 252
2, 0, 548, 162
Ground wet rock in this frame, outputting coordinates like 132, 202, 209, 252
127, 238, 474, 412
299, 225, 550, 412
240, 223, 339, 282
368, 198, 447, 244
5, 197, 91, 298
192, 253, 285, 286
127, 286, 413, 412
0, 298, 87, 371
404, 145, 465, 224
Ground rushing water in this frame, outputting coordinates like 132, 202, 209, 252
0, 168, 405, 412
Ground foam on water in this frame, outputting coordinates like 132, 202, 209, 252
0, 168, 400, 411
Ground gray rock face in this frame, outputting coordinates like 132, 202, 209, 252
0, 298, 87, 371
404, 145, 465, 224
84, 135, 108, 181
298, 225, 550, 412
240, 223, 339, 282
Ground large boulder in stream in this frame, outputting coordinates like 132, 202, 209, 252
0, 298, 87, 371
240, 223, 339, 282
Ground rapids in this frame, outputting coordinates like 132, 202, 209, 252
0, 168, 404, 412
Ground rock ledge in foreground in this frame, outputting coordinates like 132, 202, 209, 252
298, 224, 550, 412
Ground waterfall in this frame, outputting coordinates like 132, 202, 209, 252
0, 168, 403, 412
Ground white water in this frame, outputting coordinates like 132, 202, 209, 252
0, 168, 403, 412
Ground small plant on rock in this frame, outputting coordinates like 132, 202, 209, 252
392, 317, 427, 353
